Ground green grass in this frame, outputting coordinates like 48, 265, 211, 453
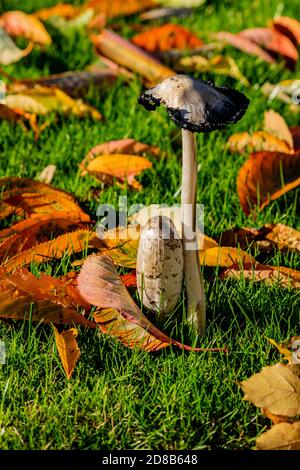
0, 0, 299, 450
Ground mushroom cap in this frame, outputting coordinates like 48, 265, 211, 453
138, 74, 250, 133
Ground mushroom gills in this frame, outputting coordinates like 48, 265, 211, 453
136, 215, 183, 319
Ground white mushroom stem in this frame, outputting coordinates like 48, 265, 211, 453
181, 129, 206, 335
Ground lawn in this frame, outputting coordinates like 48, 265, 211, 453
0, 0, 299, 450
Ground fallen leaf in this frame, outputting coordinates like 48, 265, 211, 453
239, 27, 298, 69
3, 229, 98, 272
263, 110, 294, 149
262, 223, 300, 253
78, 254, 227, 352
121, 272, 137, 287
221, 263, 300, 289
272, 16, 300, 47
0, 28, 33, 65
261, 408, 289, 425
80, 138, 159, 174
34, 4, 80, 21
0, 10, 52, 45
91, 29, 174, 86
5, 85, 101, 120
241, 363, 300, 417
177, 54, 249, 86
256, 422, 300, 450
0, 177, 89, 218
37, 164, 56, 184
199, 246, 253, 267
54, 327, 80, 379
14, 70, 118, 98
237, 151, 300, 215
85, 0, 155, 19
0, 212, 90, 262
85, 154, 152, 190
132, 23, 203, 53
213, 31, 276, 64
228, 131, 293, 154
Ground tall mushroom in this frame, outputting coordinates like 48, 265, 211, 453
138, 75, 249, 334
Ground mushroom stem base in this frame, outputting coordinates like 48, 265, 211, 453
181, 129, 206, 335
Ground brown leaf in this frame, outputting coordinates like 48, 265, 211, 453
3, 229, 98, 272
0, 28, 33, 65
261, 408, 289, 425
78, 254, 227, 352
91, 29, 174, 86
213, 31, 276, 64
290, 127, 300, 152
0, 212, 90, 262
0, 268, 94, 327
221, 263, 300, 289
0, 10, 52, 45
0, 177, 90, 218
241, 363, 300, 417
228, 131, 293, 154
85, 154, 152, 190
34, 4, 80, 21
266, 337, 292, 363
256, 422, 300, 450
263, 110, 294, 149
272, 16, 300, 47
237, 151, 300, 215
80, 138, 160, 174
132, 23, 203, 53
14, 70, 118, 98
262, 223, 300, 253
238, 28, 298, 69
54, 327, 80, 379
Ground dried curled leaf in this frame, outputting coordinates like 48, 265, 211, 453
256, 422, 300, 450
78, 254, 227, 352
228, 131, 293, 154
132, 23, 203, 52
221, 263, 300, 289
272, 16, 300, 47
0, 10, 52, 45
241, 363, 300, 417
0, 212, 90, 262
3, 229, 98, 272
54, 327, 80, 379
91, 29, 174, 86
85, 154, 152, 190
239, 27, 298, 69
237, 151, 300, 215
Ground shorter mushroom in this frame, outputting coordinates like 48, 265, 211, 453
136, 215, 183, 321
138, 75, 249, 334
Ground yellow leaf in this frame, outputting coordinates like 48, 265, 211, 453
266, 337, 292, 362
54, 327, 80, 379
199, 246, 253, 267
256, 422, 300, 450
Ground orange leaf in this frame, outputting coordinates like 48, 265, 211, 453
3, 229, 98, 272
78, 254, 227, 352
85, 154, 152, 190
199, 246, 253, 267
0, 10, 52, 45
237, 151, 300, 215
228, 131, 293, 154
54, 327, 80, 379
0, 212, 91, 262
34, 4, 80, 21
85, 0, 155, 19
238, 27, 298, 69
91, 29, 174, 86
132, 23, 203, 53
272, 16, 300, 47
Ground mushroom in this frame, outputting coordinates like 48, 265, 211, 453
138, 75, 249, 335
